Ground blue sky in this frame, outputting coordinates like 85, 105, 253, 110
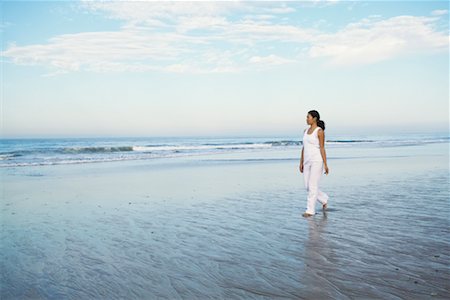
1, 0, 449, 138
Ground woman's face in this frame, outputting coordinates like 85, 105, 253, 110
306, 113, 315, 125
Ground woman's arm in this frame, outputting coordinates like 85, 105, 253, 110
300, 147, 304, 164
299, 144, 305, 173
300, 128, 306, 164
318, 129, 329, 174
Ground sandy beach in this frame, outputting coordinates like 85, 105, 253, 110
1, 140, 449, 299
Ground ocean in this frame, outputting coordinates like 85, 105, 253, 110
1, 132, 448, 168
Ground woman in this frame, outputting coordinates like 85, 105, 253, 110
299, 110, 329, 217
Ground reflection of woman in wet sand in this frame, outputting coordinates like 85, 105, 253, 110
301, 213, 341, 298
299, 110, 329, 217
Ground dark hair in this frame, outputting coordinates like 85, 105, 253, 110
308, 110, 325, 130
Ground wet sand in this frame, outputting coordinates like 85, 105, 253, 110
1, 142, 449, 299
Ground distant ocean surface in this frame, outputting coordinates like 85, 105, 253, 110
0, 132, 449, 167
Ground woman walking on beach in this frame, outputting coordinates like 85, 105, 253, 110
299, 110, 329, 217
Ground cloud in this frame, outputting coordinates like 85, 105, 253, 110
309, 15, 449, 66
249, 54, 296, 65
1, 2, 448, 75
2, 30, 201, 73
0, 21, 13, 33
431, 9, 448, 16
1, 1, 309, 75
76, 1, 293, 26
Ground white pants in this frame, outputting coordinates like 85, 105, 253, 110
303, 160, 329, 214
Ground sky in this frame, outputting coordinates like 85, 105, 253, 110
1, 0, 449, 138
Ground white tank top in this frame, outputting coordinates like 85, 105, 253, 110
302, 126, 322, 163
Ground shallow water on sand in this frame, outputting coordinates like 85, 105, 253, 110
1, 142, 449, 299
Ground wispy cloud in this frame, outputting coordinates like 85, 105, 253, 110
1, 1, 448, 75
309, 15, 449, 66
0, 21, 13, 33
249, 54, 296, 66
431, 9, 448, 16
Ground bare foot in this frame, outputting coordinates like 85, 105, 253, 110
302, 212, 314, 217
